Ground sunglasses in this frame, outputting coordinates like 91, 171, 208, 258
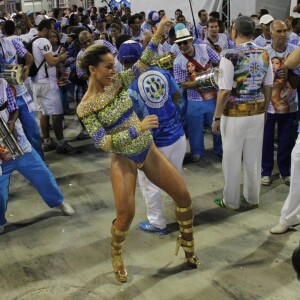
177, 40, 189, 46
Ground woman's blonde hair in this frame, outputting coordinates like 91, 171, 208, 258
77, 44, 112, 76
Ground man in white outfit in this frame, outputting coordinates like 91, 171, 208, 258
123, 41, 185, 234
212, 16, 273, 210
31, 19, 77, 154
271, 46, 300, 233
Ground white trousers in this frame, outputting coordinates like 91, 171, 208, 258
138, 135, 187, 229
280, 134, 300, 226
221, 114, 264, 209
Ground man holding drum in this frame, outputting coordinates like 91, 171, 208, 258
173, 27, 222, 164
0, 77, 74, 234
0, 20, 44, 159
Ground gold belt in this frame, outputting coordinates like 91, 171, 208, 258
223, 100, 266, 117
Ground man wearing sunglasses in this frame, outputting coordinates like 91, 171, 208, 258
173, 27, 222, 164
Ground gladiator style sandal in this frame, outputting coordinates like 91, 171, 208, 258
175, 205, 200, 268
111, 221, 128, 283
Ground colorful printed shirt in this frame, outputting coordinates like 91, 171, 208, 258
77, 40, 160, 164
265, 43, 300, 114
128, 66, 184, 148
218, 42, 273, 103
173, 44, 220, 101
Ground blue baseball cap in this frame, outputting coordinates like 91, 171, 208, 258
118, 40, 142, 65
148, 11, 160, 26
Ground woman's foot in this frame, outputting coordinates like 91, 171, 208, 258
111, 222, 128, 283
175, 234, 200, 268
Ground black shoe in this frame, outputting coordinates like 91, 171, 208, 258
183, 153, 201, 165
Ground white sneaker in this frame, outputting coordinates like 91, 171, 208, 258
261, 176, 272, 186
0, 225, 4, 234
281, 176, 290, 186
270, 223, 290, 234
58, 202, 75, 216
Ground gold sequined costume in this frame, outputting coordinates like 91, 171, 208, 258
77, 40, 161, 164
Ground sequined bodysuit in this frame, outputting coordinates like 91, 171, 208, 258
77, 41, 159, 164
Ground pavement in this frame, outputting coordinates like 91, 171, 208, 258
0, 115, 300, 300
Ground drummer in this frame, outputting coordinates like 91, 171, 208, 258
0, 20, 44, 159
173, 27, 222, 164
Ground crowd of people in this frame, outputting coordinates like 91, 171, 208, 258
0, 4, 300, 282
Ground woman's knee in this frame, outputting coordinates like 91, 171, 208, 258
116, 207, 135, 227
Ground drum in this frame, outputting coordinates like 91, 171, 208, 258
195, 67, 219, 93
0, 64, 24, 85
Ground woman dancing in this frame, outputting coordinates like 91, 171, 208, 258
77, 17, 199, 283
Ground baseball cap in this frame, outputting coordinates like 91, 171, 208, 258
259, 14, 274, 25
148, 11, 160, 26
235, 16, 255, 36
54, 22, 62, 30
118, 40, 142, 64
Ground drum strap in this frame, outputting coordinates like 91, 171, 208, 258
183, 53, 210, 73
0, 101, 7, 111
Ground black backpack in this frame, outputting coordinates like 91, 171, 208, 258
20, 36, 48, 78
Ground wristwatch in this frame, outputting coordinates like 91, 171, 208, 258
213, 117, 221, 122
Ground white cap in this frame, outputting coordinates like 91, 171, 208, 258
259, 14, 274, 25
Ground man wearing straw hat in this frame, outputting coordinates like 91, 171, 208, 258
173, 26, 222, 164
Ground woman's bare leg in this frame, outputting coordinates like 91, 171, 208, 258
110, 154, 138, 282
111, 154, 138, 230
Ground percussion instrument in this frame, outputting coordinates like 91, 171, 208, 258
0, 64, 24, 85
0, 116, 24, 161
152, 52, 175, 70
195, 67, 219, 92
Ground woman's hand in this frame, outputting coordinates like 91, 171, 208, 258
140, 115, 159, 132
155, 16, 173, 37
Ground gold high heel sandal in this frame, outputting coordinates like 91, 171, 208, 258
111, 222, 128, 283
175, 205, 200, 268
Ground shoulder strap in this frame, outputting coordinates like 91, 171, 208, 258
31, 36, 48, 77
206, 36, 221, 53
183, 52, 210, 72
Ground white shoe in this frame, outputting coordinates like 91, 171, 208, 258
270, 223, 290, 234
261, 176, 272, 186
281, 176, 290, 186
0, 225, 4, 234
58, 202, 75, 216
